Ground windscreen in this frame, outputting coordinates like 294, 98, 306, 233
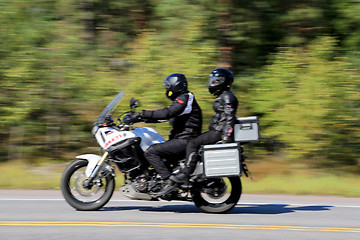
94, 90, 125, 126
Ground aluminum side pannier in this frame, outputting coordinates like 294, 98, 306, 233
234, 116, 260, 143
202, 143, 241, 178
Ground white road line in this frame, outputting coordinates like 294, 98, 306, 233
0, 199, 65, 201
240, 202, 360, 208
0, 198, 359, 208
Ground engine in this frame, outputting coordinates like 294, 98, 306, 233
132, 176, 148, 192
107, 137, 147, 174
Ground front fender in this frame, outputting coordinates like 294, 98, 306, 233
76, 154, 103, 177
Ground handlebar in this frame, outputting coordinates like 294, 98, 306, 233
94, 98, 141, 132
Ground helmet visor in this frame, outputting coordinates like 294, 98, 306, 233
209, 76, 225, 87
163, 79, 171, 90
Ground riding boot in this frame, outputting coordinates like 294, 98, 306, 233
170, 171, 188, 183
156, 153, 200, 197
155, 179, 179, 197
170, 171, 191, 189
183, 152, 200, 176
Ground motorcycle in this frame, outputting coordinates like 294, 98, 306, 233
61, 90, 256, 213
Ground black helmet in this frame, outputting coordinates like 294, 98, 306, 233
163, 73, 188, 100
208, 68, 233, 95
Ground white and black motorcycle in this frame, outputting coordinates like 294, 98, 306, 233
61, 90, 259, 213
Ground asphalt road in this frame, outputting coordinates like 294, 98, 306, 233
0, 190, 359, 240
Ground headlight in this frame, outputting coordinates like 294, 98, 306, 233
92, 125, 99, 135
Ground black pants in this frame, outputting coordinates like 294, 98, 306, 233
144, 138, 189, 179
183, 130, 222, 176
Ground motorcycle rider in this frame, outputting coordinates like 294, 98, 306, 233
157, 68, 238, 196
127, 73, 202, 183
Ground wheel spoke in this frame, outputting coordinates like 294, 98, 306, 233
68, 166, 107, 202
61, 159, 115, 211
191, 177, 242, 213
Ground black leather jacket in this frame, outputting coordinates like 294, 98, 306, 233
142, 92, 202, 140
209, 90, 238, 138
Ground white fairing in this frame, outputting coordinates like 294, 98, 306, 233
76, 154, 102, 177
131, 127, 165, 151
95, 127, 137, 149
94, 126, 165, 151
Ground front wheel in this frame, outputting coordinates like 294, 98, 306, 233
61, 159, 115, 211
191, 177, 241, 213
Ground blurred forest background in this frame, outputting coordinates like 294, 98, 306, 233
0, 0, 359, 174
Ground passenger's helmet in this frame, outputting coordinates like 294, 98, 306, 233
163, 73, 188, 100
208, 68, 233, 95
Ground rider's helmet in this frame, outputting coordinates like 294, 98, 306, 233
163, 73, 188, 100
208, 68, 233, 96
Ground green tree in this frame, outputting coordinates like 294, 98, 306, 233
330, 0, 360, 69
0, 0, 132, 162
120, 0, 219, 136
249, 36, 359, 166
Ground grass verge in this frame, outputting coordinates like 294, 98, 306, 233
242, 174, 360, 197
0, 160, 359, 197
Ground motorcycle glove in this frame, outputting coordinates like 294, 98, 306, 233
129, 112, 143, 123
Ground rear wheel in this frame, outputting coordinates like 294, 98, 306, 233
191, 177, 241, 213
61, 159, 115, 211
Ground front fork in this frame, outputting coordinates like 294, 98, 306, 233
83, 152, 110, 189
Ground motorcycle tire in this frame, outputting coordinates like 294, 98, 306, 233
61, 159, 115, 211
191, 176, 241, 214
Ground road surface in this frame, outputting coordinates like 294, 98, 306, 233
0, 190, 359, 239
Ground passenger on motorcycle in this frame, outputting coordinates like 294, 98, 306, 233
158, 68, 238, 196
126, 73, 202, 182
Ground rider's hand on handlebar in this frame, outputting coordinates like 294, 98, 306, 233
123, 112, 143, 124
